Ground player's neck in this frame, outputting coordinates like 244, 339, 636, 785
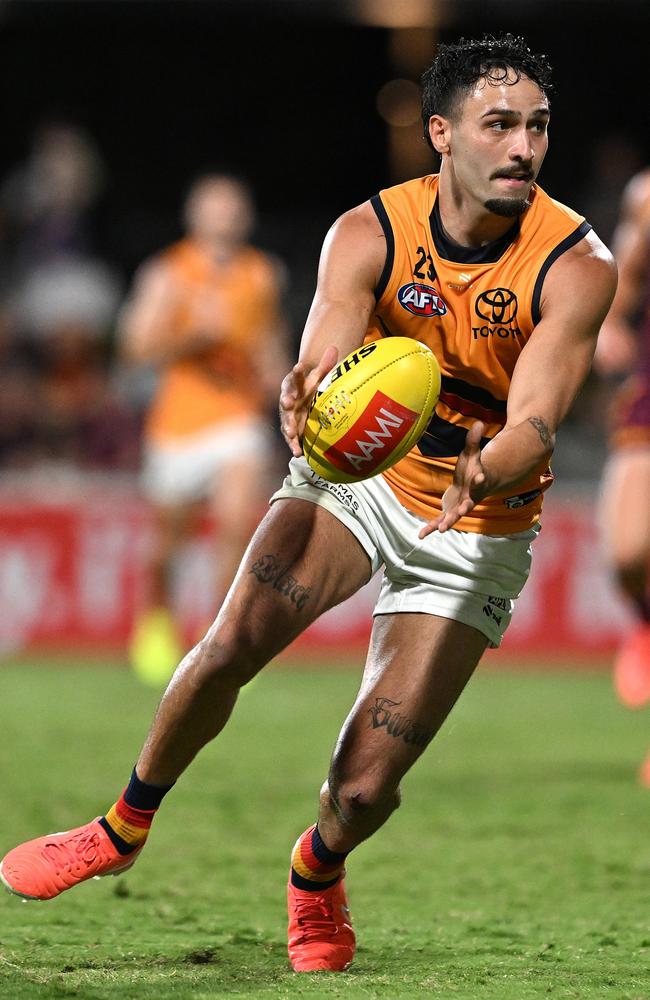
436, 173, 522, 248
192, 235, 241, 265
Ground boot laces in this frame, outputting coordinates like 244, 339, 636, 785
43, 829, 103, 871
293, 894, 341, 943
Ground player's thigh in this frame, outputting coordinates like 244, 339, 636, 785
329, 612, 488, 795
601, 448, 650, 565
206, 497, 374, 662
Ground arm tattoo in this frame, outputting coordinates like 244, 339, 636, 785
528, 416, 554, 450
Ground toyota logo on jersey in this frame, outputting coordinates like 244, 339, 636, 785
398, 282, 447, 318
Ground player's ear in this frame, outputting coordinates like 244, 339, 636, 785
429, 115, 451, 155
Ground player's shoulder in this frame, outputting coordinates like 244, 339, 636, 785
329, 174, 433, 245
329, 200, 385, 243
532, 184, 615, 271
541, 226, 616, 320
142, 238, 195, 282
529, 183, 584, 230
130, 241, 182, 289
320, 201, 387, 281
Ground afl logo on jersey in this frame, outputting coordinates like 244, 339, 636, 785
398, 282, 447, 318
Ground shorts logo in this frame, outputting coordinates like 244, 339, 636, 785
482, 595, 508, 627
398, 282, 447, 318
475, 288, 518, 325
308, 473, 360, 512
324, 390, 418, 475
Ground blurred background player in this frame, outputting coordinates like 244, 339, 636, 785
596, 169, 650, 783
120, 173, 288, 685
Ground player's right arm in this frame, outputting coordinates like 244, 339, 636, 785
594, 170, 650, 376
279, 202, 385, 456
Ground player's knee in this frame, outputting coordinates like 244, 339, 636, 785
188, 623, 265, 689
327, 776, 401, 825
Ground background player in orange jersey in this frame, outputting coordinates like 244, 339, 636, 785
596, 169, 650, 783
119, 173, 289, 685
1, 36, 617, 973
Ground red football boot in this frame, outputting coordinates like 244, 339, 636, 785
287, 875, 356, 972
0, 819, 142, 901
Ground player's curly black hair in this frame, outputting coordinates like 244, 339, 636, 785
421, 33, 553, 148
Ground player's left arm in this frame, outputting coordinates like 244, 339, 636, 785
421, 232, 617, 536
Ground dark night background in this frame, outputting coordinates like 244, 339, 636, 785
3, 0, 648, 298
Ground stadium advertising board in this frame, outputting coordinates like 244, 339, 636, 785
0, 493, 630, 657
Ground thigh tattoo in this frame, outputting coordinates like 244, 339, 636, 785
250, 553, 313, 612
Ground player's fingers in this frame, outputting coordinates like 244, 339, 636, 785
425, 496, 476, 536
465, 421, 485, 451
304, 345, 338, 395
288, 438, 303, 458
316, 344, 338, 379
418, 516, 442, 539
279, 367, 302, 408
280, 416, 303, 457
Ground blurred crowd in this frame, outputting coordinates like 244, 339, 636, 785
0, 123, 140, 477
0, 121, 643, 488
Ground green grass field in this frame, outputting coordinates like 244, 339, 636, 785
0, 660, 649, 1000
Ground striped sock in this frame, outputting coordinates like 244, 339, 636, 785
290, 823, 349, 891
99, 768, 174, 856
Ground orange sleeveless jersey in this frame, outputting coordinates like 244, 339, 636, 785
369, 174, 590, 534
145, 238, 280, 444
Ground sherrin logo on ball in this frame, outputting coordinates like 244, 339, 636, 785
303, 337, 441, 484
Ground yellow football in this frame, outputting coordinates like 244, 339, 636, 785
303, 337, 440, 484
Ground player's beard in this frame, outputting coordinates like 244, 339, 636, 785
484, 197, 529, 217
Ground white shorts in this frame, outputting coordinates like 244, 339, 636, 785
270, 457, 540, 647
143, 417, 270, 505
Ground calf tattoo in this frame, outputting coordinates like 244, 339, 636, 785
368, 697, 431, 749
528, 416, 554, 450
250, 553, 312, 611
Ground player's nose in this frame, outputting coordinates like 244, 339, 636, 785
508, 128, 535, 162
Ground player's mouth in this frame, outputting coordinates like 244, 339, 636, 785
493, 170, 534, 188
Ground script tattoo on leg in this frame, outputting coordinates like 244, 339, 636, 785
367, 696, 432, 749
250, 553, 312, 612
528, 416, 554, 450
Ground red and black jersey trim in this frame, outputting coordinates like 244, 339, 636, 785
371, 194, 395, 301
531, 220, 592, 325
439, 375, 507, 425
418, 413, 492, 458
418, 376, 505, 458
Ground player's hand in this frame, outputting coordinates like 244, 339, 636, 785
419, 422, 489, 537
279, 345, 338, 457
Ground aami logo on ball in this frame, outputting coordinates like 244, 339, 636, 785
324, 391, 418, 475
398, 282, 447, 318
